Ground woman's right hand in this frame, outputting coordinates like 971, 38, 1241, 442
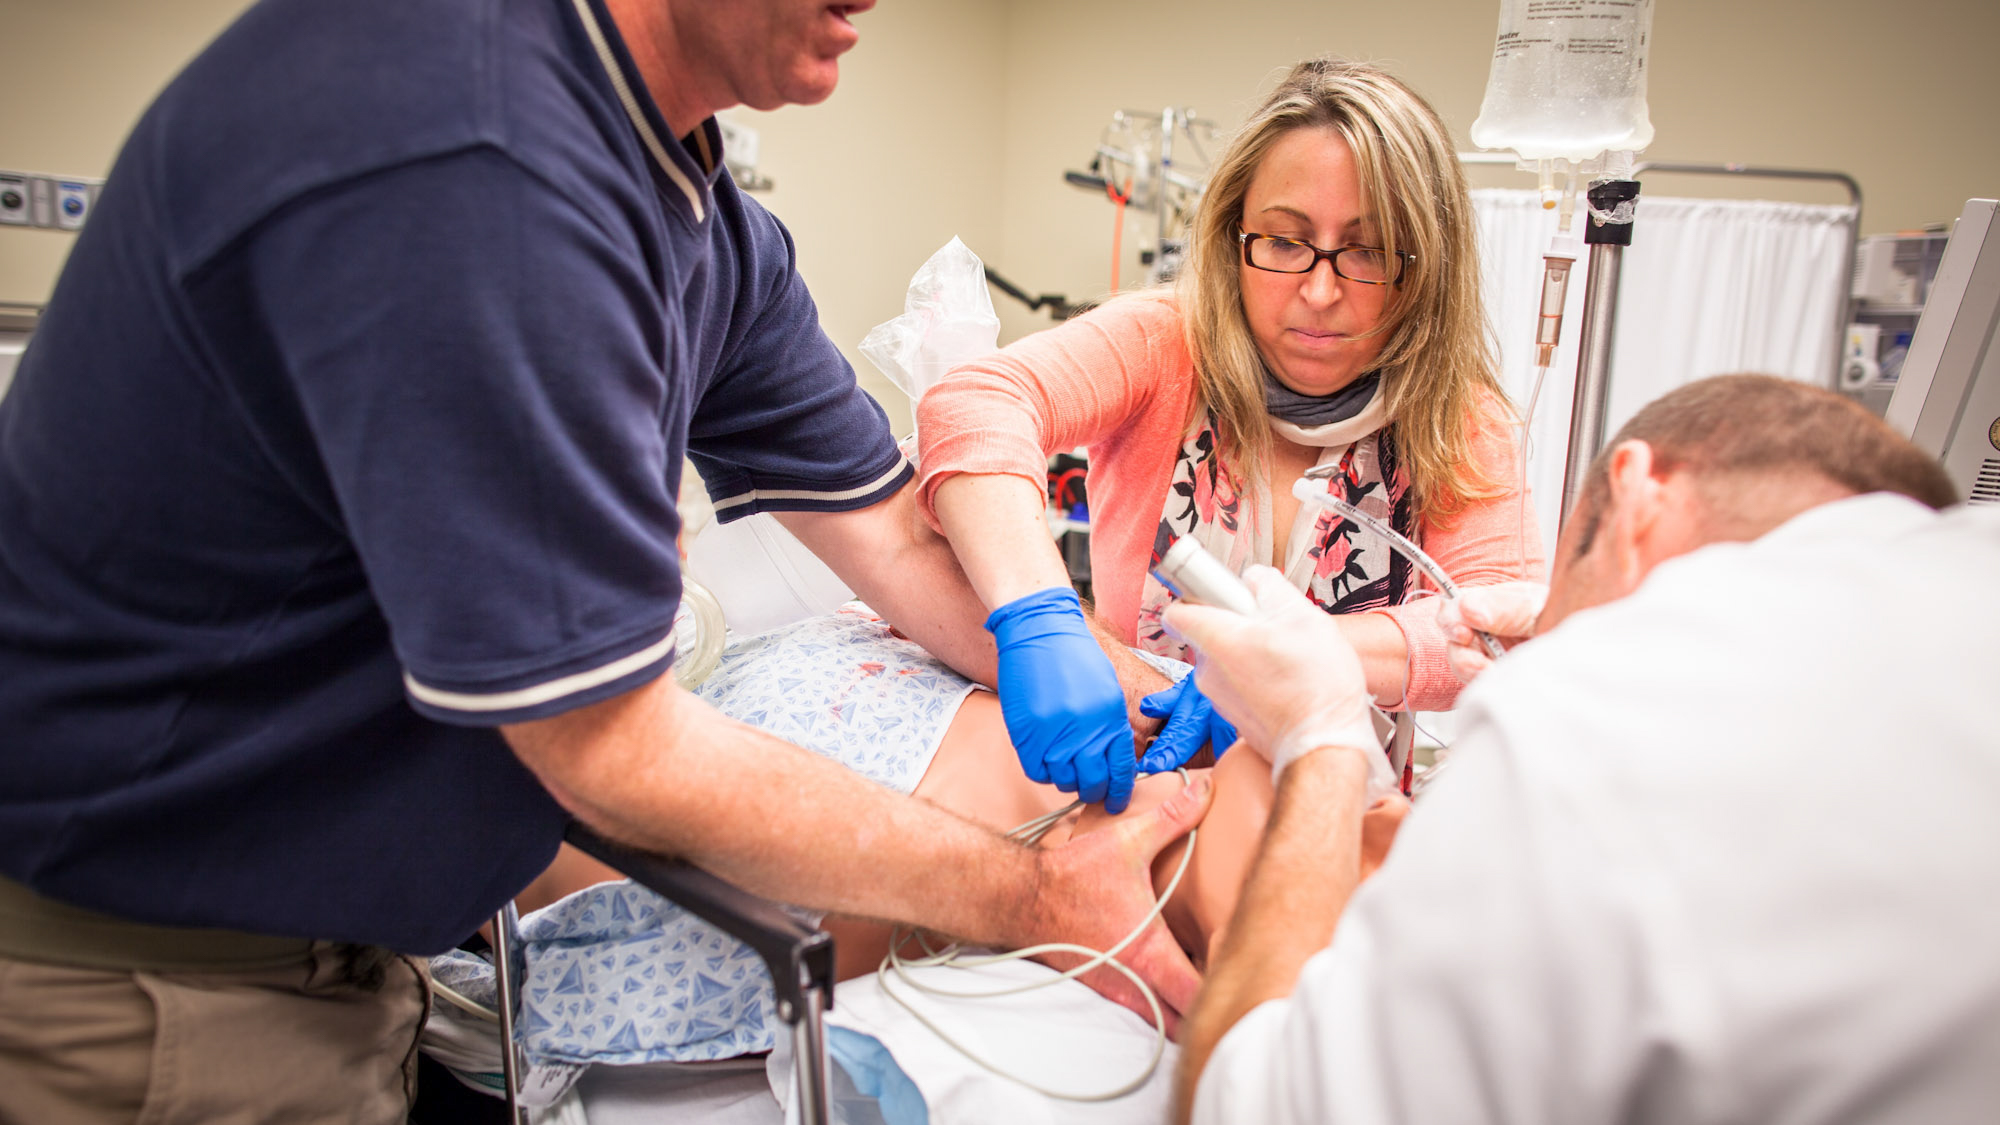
1162, 567, 1395, 797
1437, 580, 1547, 684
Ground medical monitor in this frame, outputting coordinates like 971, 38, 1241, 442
1884, 199, 2000, 505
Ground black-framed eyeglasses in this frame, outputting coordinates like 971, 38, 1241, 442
1238, 230, 1413, 285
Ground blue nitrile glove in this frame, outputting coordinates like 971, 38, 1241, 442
985, 586, 1138, 813
1135, 674, 1239, 774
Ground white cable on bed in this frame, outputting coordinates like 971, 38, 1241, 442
874, 769, 1198, 1102
431, 977, 502, 1022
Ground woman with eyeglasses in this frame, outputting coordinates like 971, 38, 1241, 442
914, 58, 1544, 808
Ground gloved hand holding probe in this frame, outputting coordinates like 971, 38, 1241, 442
1162, 565, 1397, 798
1437, 580, 1548, 684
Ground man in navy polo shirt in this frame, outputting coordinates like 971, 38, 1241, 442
0, 0, 1205, 1118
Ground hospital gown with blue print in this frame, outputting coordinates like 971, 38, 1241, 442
431, 604, 977, 1067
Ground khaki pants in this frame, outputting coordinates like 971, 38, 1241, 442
0, 943, 429, 1125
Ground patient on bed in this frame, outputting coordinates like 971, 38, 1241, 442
429, 601, 1400, 1080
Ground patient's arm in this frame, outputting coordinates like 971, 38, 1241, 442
516, 684, 1396, 982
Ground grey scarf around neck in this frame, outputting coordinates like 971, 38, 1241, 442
1262, 369, 1381, 426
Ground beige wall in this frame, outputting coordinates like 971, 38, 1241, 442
0, 0, 259, 306
731, 0, 1008, 432
4, 0, 1997, 429
992, 0, 2000, 336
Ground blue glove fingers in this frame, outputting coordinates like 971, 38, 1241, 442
1137, 691, 1207, 774
1137, 677, 1188, 721
1045, 750, 1081, 795
1103, 730, 1137, 815
1073, 746, 1110, 806
1208, 710, 1239, 760
1016, 745, 1054, 784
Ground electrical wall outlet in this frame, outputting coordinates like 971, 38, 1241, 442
54, 181, 90, 230
0, 169, 105, 231
0, 174, 27, 226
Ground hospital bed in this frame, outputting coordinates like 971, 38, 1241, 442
422, 511, 1187, 1125
487, 822, 837, 1125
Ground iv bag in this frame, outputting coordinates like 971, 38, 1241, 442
1469, 0, 1656, 163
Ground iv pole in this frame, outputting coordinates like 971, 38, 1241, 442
1554, 166, 1863, 526
1558, 180, 1640, 526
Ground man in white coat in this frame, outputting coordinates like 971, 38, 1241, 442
1167, 374, 1996, 1125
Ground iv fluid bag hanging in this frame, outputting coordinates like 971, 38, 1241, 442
1470, 0, 1656, 163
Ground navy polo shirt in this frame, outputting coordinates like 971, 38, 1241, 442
0, 0, 908, 954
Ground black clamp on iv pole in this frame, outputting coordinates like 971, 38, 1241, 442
1557, 179, 1642, 528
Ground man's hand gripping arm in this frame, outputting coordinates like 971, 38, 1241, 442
502, 671, 1212, 1028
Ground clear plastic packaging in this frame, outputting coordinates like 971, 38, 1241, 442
858, 237, 1002, 425
1470, 0, 1657, 164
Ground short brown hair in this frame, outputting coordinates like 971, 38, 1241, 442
1569, 374, 1957, 556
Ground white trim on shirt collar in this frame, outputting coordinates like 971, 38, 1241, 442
568, 0, 705, 223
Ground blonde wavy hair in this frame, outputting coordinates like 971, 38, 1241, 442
1177, 57, 1508, 526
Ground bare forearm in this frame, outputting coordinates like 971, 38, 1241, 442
937, 473, 1173, 723
778, 486, 999, 686
506, 677, 1041, 947
1337, 611, 1410, 707
1174, 749, 1371, 1124
931, 472, 1073, 607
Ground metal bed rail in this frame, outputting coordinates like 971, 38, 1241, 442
489, 823, 837, 1125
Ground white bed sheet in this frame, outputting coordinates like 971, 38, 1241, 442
773, 960, 1178, 1125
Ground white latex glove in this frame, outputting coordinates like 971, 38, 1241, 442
1163, 566, 1396, 797
1437, 581, 1548, 684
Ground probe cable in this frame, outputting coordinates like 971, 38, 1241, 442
432, 977, 501, 1022
874, 768, 1198, 1102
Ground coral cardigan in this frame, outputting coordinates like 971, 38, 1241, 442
917, 292, 1544, 711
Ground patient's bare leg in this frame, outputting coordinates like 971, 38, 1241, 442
899, 690, 1078, 833
1048, 745, 1407, 968
825, 693, 1269, 978
820, 693, 1076, 979
479, 844, 625, 945
1033, 747, 1268, 970
504, 687, 1399, 982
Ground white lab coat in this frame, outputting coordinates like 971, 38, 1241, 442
1195, 494, 2000, 1125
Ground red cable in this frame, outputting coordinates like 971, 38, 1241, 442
1106, 179, 1131, 291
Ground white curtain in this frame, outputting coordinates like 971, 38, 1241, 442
1470, 189, 1857, 562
